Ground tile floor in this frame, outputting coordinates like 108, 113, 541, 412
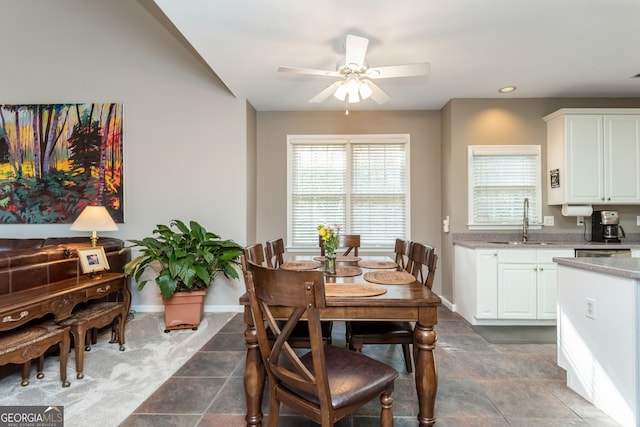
120, 307, 622, 426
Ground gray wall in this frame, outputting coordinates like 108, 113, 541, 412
441, 98, 640, 304
255, 110, 444, 290
1, 0, 249, 311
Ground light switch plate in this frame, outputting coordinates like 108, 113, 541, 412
543, 216, 554, 226
637, 216, 640, 226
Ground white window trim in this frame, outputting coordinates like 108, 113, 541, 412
467, 144, 542, 230
287, 134, 411, 250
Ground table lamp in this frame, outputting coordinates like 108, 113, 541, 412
70, 206, 119, 246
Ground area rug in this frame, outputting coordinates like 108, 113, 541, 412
470, 325, 556, 344
0, 311, 236, 427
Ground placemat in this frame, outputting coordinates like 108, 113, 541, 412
364, 271, 416, 285
325, 266, 362, 277
313, 256, 362, 263
358, 260, 398, 269
325, 283, 387, 297
280, 260, 321, 271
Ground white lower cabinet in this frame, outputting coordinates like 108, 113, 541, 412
475, 249, 498, 319
498, 261, 537, 319
497, 249, 573, 320
454, 245, 573, 325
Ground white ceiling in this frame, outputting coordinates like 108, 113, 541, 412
153, 0, 640, 112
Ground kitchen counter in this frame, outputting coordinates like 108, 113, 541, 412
454, 239, 640, 250
553, 256, 640, 279
555, 256, 640, 426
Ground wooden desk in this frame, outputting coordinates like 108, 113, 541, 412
240, 256, 441, 427
0, 272, 130, 333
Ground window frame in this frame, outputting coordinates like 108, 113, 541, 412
467, 144, 542, 230
287, 134, 411, 250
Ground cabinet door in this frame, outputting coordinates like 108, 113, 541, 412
476, 250, 498, 319
537, 263, 558, 319
565, 115, 604, 203
497, 263, 537, 319
604, 115, 640, 203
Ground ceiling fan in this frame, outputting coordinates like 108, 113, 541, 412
278, 34, 430, 109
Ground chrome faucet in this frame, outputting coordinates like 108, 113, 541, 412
522, 197, 529, 242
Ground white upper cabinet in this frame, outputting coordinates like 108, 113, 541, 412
544, 109, 640, 205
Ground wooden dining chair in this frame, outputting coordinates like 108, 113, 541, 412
347, 242, 437, 373
242, 245, 332, 347
244, 259, 398, 427
318, 234, 360, 257
409, 242, 437, 289
265, 238, 285, 268
244, 242, 266, 266
394, 238, 412, 271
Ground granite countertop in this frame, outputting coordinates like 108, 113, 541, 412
453, 240, 640, 250
452, 232, 640, 250
552, 256, 640, 279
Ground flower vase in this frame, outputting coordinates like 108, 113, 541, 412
325, 253, 336, 274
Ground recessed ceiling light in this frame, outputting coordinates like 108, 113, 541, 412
498, 86, 517, 94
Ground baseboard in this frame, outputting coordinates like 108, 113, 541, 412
439, 295, 454, 312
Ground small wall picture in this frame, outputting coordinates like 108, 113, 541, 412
77, 246, 110, 274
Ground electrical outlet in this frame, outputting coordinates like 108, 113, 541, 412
585, 297, 596, 319
577, 216, 584, 226
543, 216, 554, 226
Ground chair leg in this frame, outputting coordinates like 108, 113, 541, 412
401, 343, 413, 373
268, 391, 281, 427
380, 390, 394, 427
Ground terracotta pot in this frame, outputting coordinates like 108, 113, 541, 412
162, 290, 207, 332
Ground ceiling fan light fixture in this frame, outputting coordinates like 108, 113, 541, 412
334, 83, 347, 101
347, 90, 360, 103
359, 81, 373, 100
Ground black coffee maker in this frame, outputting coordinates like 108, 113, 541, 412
591, 210, 625, 243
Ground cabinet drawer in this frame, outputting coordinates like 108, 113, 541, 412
498, 249, 536, 263
86, 282, 119, 299
0, 302, 44, 331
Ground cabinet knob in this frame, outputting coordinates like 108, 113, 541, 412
539, 267, 544, 271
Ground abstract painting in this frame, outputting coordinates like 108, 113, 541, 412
0, 103, 123, 223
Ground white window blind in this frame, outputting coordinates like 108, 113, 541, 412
468, 145, 541, 227
288, 135, 409, 248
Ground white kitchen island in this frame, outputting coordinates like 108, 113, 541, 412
554, 256, 640, 427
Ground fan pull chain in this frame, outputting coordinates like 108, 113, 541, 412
345, 98, 349, 116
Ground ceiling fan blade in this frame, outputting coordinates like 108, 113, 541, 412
367, 80, 391, 104
278, 66, 340, 77
309, 81, 343, 103
365, 63, 430, 79
345, 34, 369, 69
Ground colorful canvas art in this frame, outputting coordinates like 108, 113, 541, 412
0, 103, 123, 223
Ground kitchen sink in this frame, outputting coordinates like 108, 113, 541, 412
487, 241, 557, 246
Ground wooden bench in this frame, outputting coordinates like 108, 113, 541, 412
58, 302, 126, 379
0, 323, 70, 387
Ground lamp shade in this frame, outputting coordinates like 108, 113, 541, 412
70, 206, 119, 232
70, 206, 118, 246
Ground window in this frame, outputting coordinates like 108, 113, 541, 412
468, 145, 541, 229
288, 135, 409, 249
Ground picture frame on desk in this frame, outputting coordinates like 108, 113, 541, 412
77, 246, 110, 275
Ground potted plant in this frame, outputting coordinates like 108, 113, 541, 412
124, 219, 243, 331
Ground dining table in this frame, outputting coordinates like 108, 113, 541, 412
239, 254, 442, 427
